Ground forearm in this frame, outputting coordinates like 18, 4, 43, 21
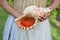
0, 3, 1, 6
48, 0, 60, 10
1, 0, 21, 18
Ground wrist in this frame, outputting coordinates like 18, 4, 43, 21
14, 13, 21, 18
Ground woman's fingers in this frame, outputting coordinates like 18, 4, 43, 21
38, 17, 44, 21
38, 13, 50, 21
44, 13, 50, 19
38, 13, 45, 21
47, 13, 50, 17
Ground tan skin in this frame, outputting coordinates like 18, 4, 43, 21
0, 0, 21, 18
0, 0, 60, 20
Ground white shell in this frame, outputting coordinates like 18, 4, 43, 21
23, 6, 38, 15
15, 6, 39, 30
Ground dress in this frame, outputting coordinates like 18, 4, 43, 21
3, 0, 52, 40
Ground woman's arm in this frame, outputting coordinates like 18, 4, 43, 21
48, 0, 60, 10
0, 2, 1, 6
0, 0, 21, 18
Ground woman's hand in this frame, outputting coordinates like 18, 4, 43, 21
34, 7, 51, 21
38, 13, 50, 21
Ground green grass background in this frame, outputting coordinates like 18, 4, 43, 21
0, 7, 8, 40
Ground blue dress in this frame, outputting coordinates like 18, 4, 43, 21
3, 15, 52, 40
3, 0, 52, 40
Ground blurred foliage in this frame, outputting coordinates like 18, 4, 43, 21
0, 7, 8, 40
9, 0, 14, 6
47, 0, 60, 40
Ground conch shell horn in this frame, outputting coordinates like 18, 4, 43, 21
15, 6, 39, 30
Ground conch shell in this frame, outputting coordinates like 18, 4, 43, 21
15, 6, 39, 30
